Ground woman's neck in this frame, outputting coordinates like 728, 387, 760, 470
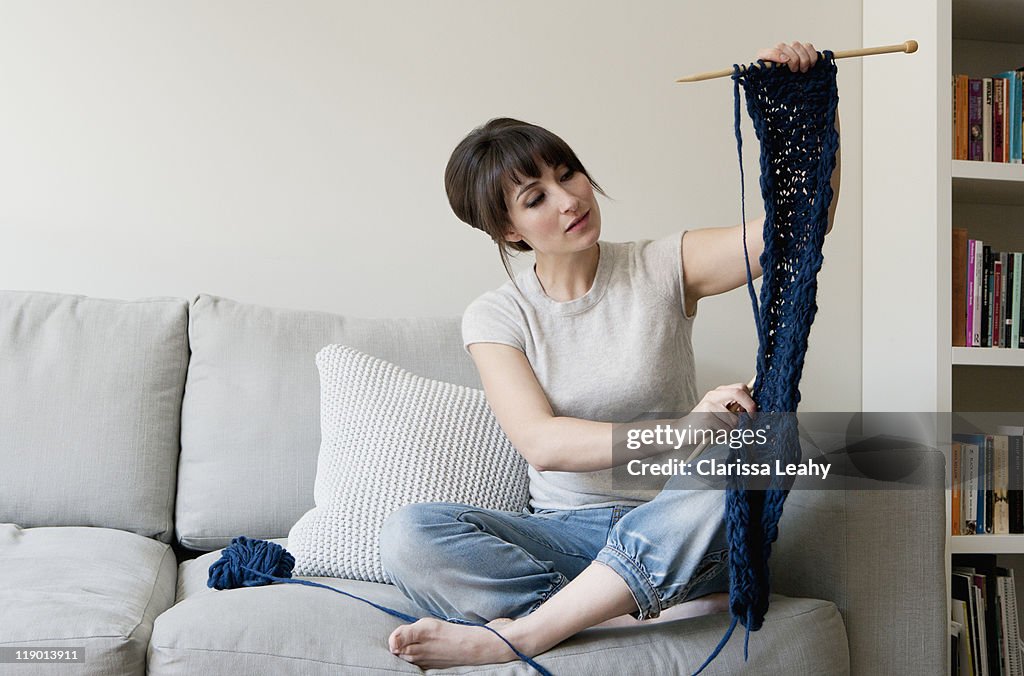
533, 243, 601, 302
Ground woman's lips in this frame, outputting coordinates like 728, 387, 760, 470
566, 211, 590, 232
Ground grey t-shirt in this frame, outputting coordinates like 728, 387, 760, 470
461, 231, 700, 510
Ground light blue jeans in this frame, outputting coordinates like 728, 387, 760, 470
379, 467, 729, 624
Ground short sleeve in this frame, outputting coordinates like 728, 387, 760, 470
461, 291, 527, 355
633, 230, 694, 320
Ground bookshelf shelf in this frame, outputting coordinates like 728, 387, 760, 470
952, 160, 1024, 205
952, 0, 1024, 43
952, 535, 1024, 554
953, 346, 1024, 366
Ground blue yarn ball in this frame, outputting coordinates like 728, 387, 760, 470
207, 536, 296, 590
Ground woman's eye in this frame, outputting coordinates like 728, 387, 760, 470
525, 171, 573, 208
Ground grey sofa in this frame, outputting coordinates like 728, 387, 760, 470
0, 290, 946, 675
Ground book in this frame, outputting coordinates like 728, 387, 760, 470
1014, 435, 1024, 534
1015, 252, 1022, 349
986, 434, 994, 533
983, 246, 991, 347
956, 74, 970, 161
993, 76, 1005, 163
996, 427, 1024, 534
983, 78, 993, 163
998, 70, 1024, 163
1007, 253, 1016, 348
973, 240, 984, 346
954, 440, 963, 535
951, 619, 962, 676
956, 434, 982, 534
994, 434, 1009, 534
975, 571, 993, 676
955, 570, 985, 676
974, 574, 991, 676
970, 78, 983, 161
954, 228, 968, 347
994, 256, 1003, 348
1001, 252, 1009, 346
997, 568, 1023, 676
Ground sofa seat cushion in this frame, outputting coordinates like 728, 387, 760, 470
151, 541, 849, 675
0, 524, 177, 676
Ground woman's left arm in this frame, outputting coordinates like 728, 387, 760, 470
682, 40, 840, 310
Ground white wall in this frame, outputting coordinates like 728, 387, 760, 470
0, 0, 862, 411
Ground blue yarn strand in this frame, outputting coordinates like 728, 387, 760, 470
207, 537, 553, 676
734, 67, 765, 350
693, 51, 839, 675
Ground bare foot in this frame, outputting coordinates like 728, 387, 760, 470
592, 592, 730, 628
387, 617, 520, 669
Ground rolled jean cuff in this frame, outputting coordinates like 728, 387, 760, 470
526, 572, 570, 616
594, 545, 662, 621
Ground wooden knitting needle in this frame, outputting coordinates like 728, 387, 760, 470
675, 40, 918, 83
685, 375, 757, 463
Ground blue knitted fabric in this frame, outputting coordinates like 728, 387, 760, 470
693, 50, 839, 675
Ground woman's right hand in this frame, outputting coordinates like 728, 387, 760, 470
690, 382, 757, 430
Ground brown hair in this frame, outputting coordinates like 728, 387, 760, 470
444, 117, 610, 280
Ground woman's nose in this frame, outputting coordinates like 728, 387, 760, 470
558, 188, 580, 212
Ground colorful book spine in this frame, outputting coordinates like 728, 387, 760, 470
1010, 435, 1023, 534
953, 228, 968, 347
990, 71, 1022, 163
1005, 253, 1015, 348
1018, 251, 1024, 349
994, 256, 1003, 348
956, 74, 970, 160
968, 239, 975, 346
975, 241, 984, 346
954, 441, 962, 535
983, 246, 992, 346
995, 435, 1009, 534
983, 78, 993, 162
969, 78, 983, 161
994, 77, 1005, 163
955, 435, 980, 534
986, 434, 994, 533
1016, 252, 1023, 349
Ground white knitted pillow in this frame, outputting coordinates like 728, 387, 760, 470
288, 344, 530, 583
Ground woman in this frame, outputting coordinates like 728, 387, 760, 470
379, 40, 839, 669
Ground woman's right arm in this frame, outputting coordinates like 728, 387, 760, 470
468, 343, 609, 472
467, 343, 755, 472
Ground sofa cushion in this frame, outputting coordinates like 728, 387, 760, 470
151, 542, 848, 675
0, 523, 177, 676
175, 294, 481, 551
0, 291, 188, 541
287, 344, 529, 583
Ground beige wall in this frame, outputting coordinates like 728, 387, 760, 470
0, 1, 862, 411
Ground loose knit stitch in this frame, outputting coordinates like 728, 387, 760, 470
694, 50, 839, 675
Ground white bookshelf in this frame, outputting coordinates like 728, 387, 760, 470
865, 0, 1024, 672
953, 347, 1024, 367
953, 160, 1024, 205
953, 535, 1024, 555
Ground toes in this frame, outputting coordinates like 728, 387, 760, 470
389, 624, 419, 653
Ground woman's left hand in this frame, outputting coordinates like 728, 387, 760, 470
756, 41, 818, 73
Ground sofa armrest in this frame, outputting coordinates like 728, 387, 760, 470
770, 448, 946, 675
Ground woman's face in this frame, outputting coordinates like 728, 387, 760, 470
502, 161, 601, 255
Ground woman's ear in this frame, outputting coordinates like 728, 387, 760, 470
504, 230, 523, 243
